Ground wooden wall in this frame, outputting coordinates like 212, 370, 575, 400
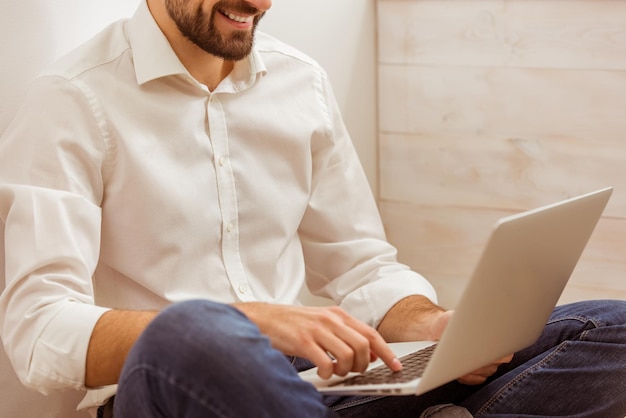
376, 0, 626, 309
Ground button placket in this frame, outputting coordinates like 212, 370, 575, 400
206, 94, 254, 302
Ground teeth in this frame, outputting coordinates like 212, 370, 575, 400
224, 11, 253, 23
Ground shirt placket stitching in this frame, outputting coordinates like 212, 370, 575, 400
207, 94, 254, 302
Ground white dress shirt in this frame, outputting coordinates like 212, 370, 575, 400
0, 0, 436, 411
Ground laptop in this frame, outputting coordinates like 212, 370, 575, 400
299, 187, 613, 396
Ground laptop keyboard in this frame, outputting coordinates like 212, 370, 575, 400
330, 344, 437, 387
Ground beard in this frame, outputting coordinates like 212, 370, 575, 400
165, 0, 265, 61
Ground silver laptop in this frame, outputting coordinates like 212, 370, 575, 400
299, 187, 613, 396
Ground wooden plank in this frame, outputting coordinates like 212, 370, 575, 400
558, 285, 626, 306
376, 0, 626, 306
380, 201, 626, 308
378, 0, 626, 70
379, 132, 626, 216
378, 65, 626, 139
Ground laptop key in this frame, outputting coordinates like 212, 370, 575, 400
330, 344, 437, 387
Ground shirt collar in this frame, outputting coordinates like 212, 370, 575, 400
217, 46, 267, 93
127, 0, 188, 85
127, 0, 267, 90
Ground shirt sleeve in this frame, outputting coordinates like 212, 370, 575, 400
0, 75, 110, 393
298, 72, 438, 328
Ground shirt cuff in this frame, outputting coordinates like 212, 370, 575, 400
28, 302, 110, 393
340, 271, 438, 329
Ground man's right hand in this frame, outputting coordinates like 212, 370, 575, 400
233, 303, 402, 379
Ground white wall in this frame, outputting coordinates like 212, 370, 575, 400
261, 0, 378, 193
0, 0, 378, 192
0, 1, 377, 416
377, 0, 626, 308
0, 0, 142, 136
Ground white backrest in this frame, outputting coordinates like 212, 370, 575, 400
0, 1, 138, 416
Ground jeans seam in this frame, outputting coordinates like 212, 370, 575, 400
330, 395, 384, 412
547, 315, 602, 343
122, 364, 230, 418
547, 314, 601, 327
475, 341, 570, 415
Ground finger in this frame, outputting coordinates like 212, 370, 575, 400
341, 314, 402, 373
304, 315, 367, 375
458, 373, 489, 385
365, 335, 402, 372
298, 312, 366, 376
314, 337, 370, 378
309, 307, 402, 376
473, 364, 500, 377
335, 326, 375, 374
322, 308, 401, 375
458, 365, 499, 385
470, 354, 514, 375
321, 332, 361, 376
306, 345, 337, 380
498, 354, 514, 364
458, 354, 513, 385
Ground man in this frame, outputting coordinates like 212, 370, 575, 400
0, 0, 624, 417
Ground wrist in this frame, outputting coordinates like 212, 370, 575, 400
377, 295, 446, 342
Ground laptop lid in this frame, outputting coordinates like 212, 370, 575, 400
417, 186, 612, 394
300, 187, 612, 396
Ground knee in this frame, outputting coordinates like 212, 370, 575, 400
600, 299, 626, 328
557, 299, 626, 325
127, 299, 263, 371
549, 299, 626, 340
152, 299, 252, 336
116, 301, 266, 417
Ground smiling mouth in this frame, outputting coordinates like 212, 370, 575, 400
220, 10, 254, 23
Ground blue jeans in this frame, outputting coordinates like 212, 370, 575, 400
113, 299, 626, 418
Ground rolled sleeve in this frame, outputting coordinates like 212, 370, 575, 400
0, 186, 107, 392
341, 269, 438, 328
0, 73, 108, 393
27, 303, 109, 393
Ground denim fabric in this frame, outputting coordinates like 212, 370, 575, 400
113, 299, 626, 418
420, 404, 473, 418
114, 300, 337, 418
461, 300, 626, 417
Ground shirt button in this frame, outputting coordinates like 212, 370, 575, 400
218, 156, 226, 166
238, 284, 248, 294
226, 222, 234, 233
